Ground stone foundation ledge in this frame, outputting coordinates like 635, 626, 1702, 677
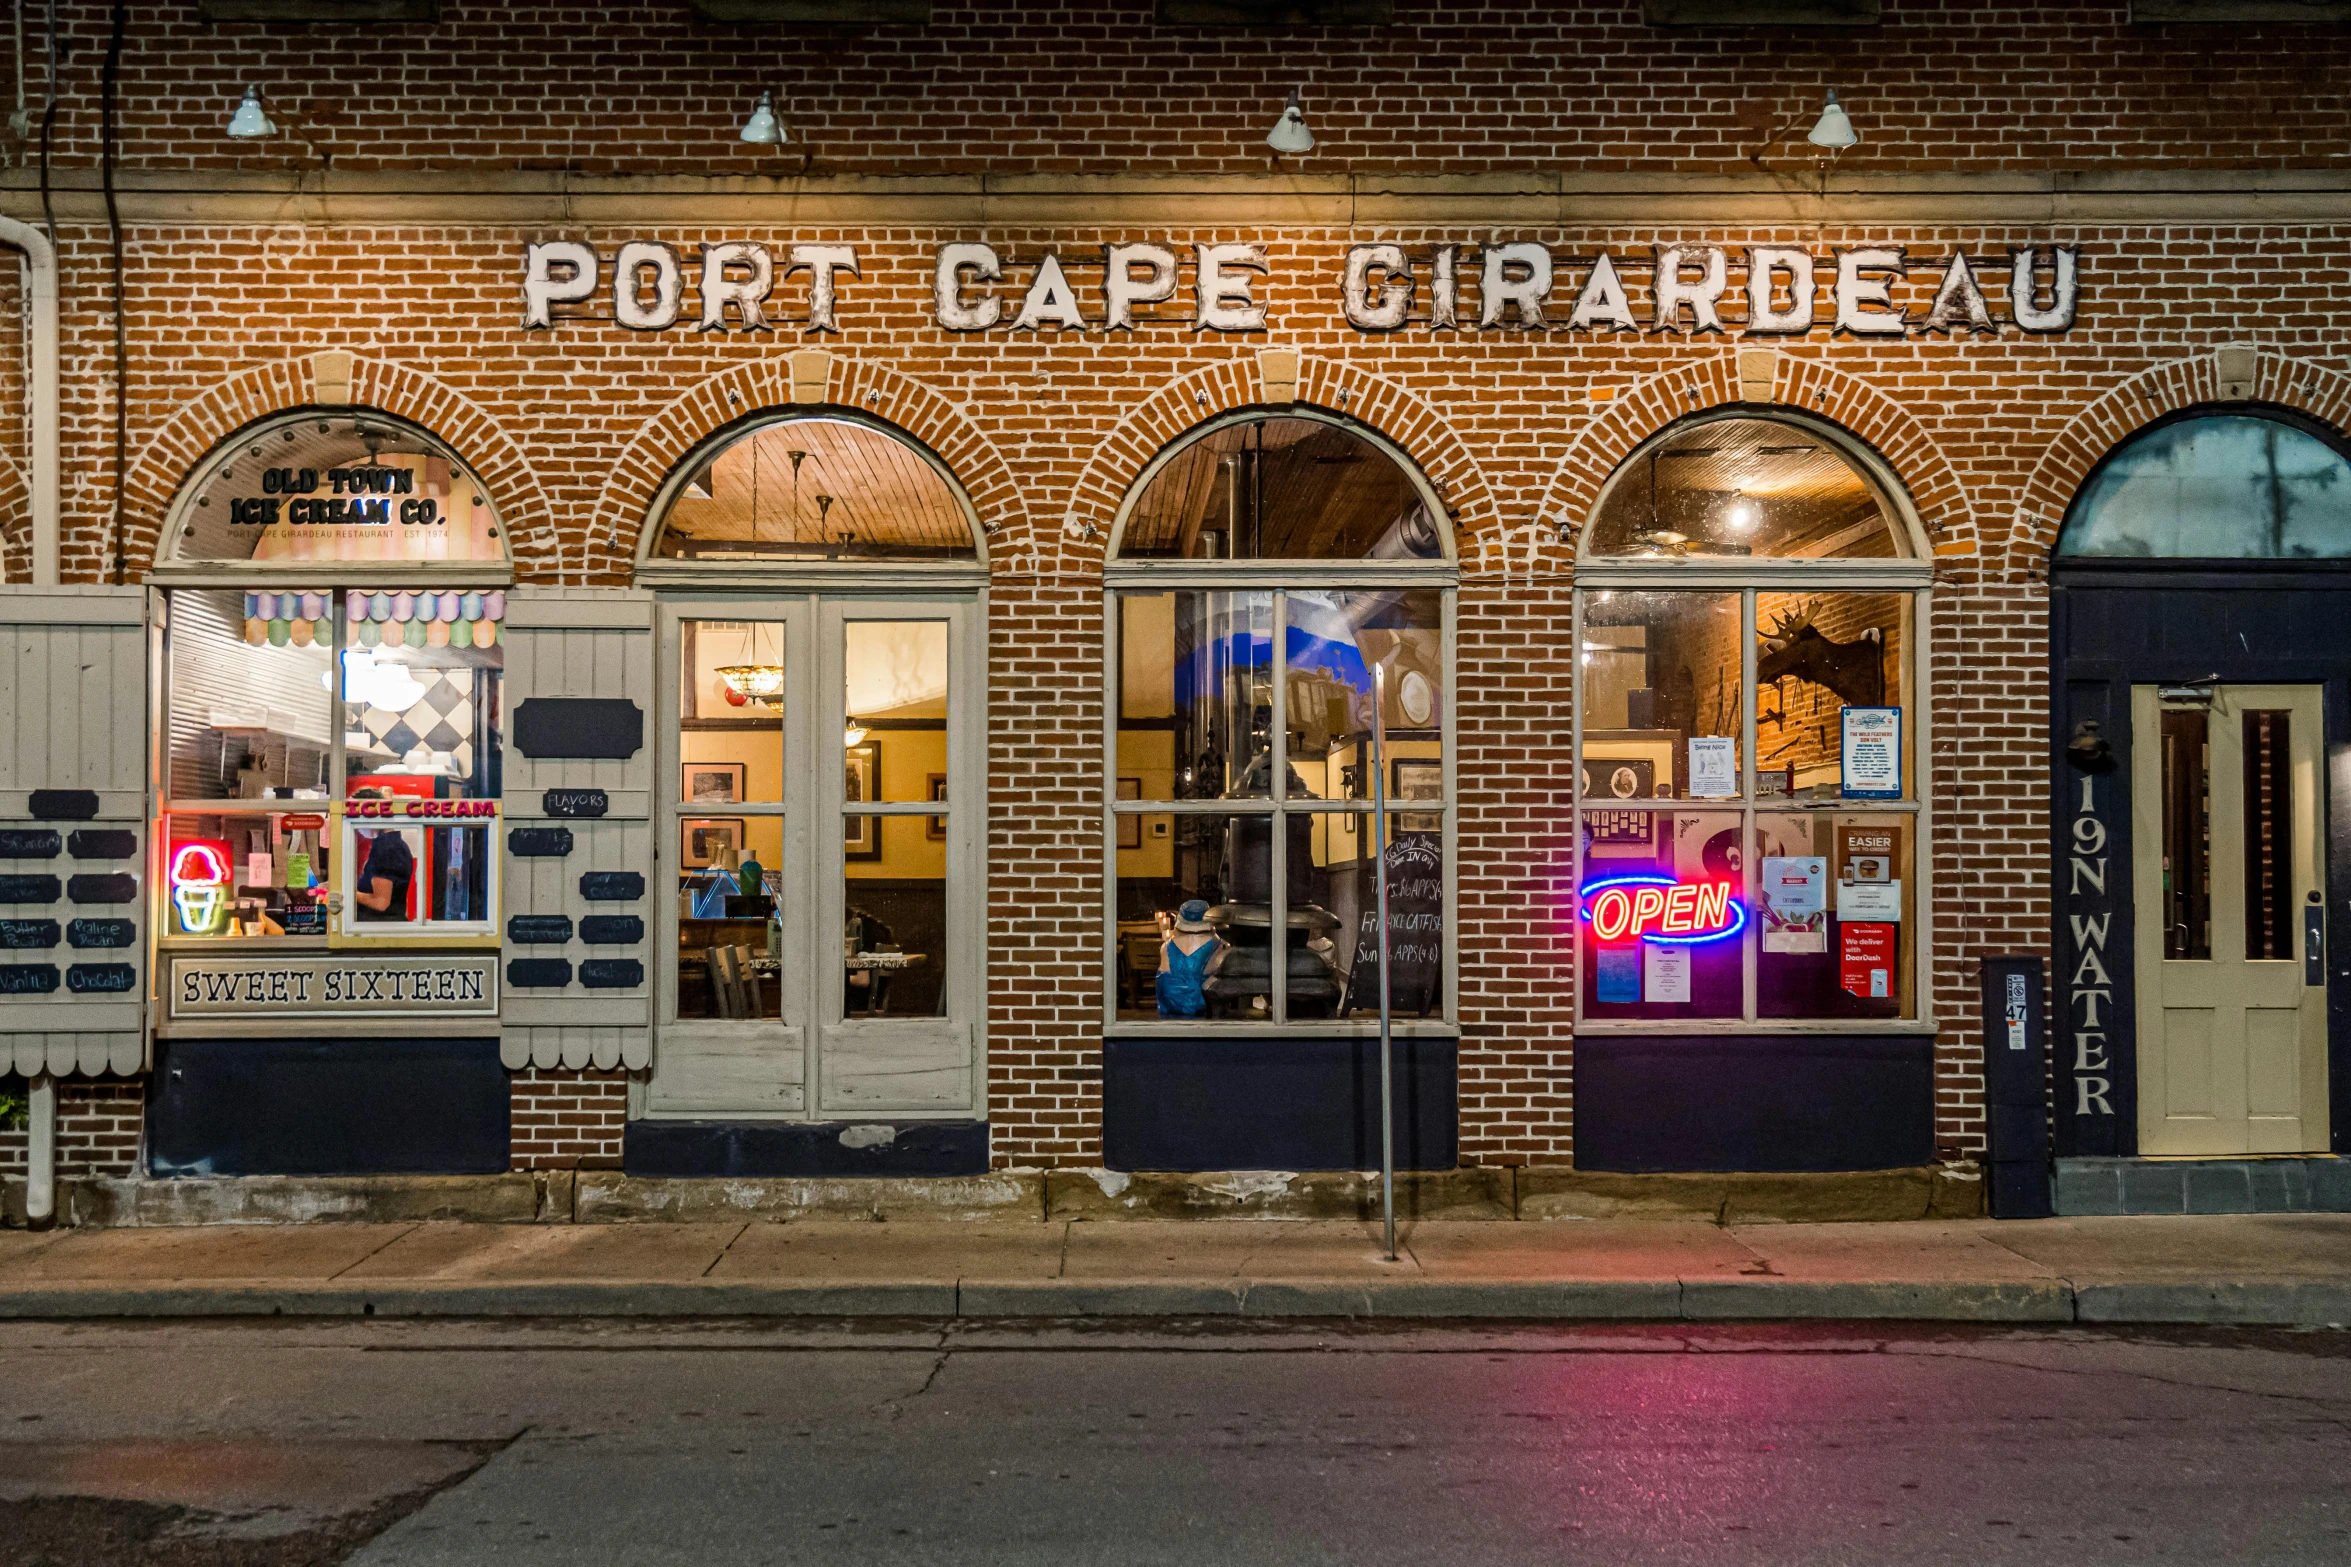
3, 1163, 1983, 1228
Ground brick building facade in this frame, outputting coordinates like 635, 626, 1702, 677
4, 3, 2350, 1215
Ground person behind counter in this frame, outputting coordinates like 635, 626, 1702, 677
1156, 899, 1222, 1019
350, 788, 418, 922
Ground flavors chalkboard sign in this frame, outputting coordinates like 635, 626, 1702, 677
1341, 831, 1443, 1019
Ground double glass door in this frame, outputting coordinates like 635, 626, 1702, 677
2132, 683, 2329, 1154
650, 596, 977, 1119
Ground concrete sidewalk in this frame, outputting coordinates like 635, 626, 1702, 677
4, 1213, 2351, 1325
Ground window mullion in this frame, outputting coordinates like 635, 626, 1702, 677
1270, 589, 1288, 1025
1741, 588, 1758, 1024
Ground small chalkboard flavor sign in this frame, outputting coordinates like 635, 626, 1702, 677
1341, 831, 1444, 1019
541, 788, 610, 818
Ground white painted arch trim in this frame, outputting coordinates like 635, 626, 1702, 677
150, 407, 514, 585
1104, 404, 1460, 565
633, 406, 990, 577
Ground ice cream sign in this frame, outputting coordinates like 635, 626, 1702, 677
1580, 874, 1746, 945
170, 840, 233, 935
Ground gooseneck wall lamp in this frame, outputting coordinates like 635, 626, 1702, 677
226, 85, 275, 139
1807, 88, 1857, 151
739, 90, 784, 146
1265, 89, 1313, 156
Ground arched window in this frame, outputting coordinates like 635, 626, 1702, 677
1574, 411, 1931, 1031
1106, 408, 1455, 1030
2057, 410, 2351, 560
1115, 414, 1448, 562
153, 409, 509, 959
1586, 414, 1909, 561
643, 411, 978, 563
164, 410, 507, 571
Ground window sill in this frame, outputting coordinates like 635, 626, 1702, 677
1574, 1018, 1938, 1036
1105, 1019, 1459, 1039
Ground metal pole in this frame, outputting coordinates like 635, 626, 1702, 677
1371, 664, 1395, 1262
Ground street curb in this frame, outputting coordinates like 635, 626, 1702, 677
2073, 1281, 2351, 1325
3, 1276, 2347, 1324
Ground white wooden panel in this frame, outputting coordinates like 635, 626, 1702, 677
498, 592, 655, 1075
818, 1021, 973, 1114
0, 589, 147, 806
1, 813, 147, 1079
504, 1024, 650, 1073
503, 587, 656, 803
646, 1024, 807, 1115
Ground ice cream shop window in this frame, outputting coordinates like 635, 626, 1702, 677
155, 411, 510, 951
1574, 411, 1932, 1029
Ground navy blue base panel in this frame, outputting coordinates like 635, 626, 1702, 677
1103, 1036, 1458, 1173
1575, 1033, 1934, 1173
147, 1036, 509, 1177
624, 1119, 991, 1178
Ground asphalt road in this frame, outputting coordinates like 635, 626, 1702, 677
4, 1318, 2351, 1566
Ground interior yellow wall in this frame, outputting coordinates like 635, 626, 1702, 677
1115, 728, 1176, 878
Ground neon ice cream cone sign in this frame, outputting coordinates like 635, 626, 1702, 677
170, 842, 232, 934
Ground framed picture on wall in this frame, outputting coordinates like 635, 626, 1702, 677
845, 742, 882, 861
1393, 758, 1442, 834
1116, 776, 1142, 850
683, 761, 746, 805
926, 773, 949, 840
682, 817, 747, 870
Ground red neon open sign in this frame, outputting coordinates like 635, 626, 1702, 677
1581, 875, 1745, 945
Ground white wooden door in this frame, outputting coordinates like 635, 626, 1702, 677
644, 594, 980, 1121
2133, 684, 2329, 1154
817, 600, 977, 1116
648, 601, 810, 1116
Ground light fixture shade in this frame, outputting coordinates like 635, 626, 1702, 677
1806, 89, 1856, 151
739, 90, 784, 146
717, 663, 787, 705
1266, 89, 1314, 156
843, 719, 869, 748
226, 86, 276, 140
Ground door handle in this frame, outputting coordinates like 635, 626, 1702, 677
2306, 897, 2325, 987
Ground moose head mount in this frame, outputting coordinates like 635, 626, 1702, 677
1757, 600, 1885, 709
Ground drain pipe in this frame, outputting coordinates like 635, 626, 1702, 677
0, 212, 62, 1224
0, 214, 58, 585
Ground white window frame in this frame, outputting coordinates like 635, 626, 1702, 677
1572, 409, 1937, 1036
152, 590, 507, 956
1101, 407, 1461, 1037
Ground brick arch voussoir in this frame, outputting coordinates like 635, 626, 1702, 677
2014, 352, 2351, 563
1539, 354, 1976, 569
0, 450, 29, 586
121, 356, 555, 579
1064, 358, 1495, 573
589, 359, 1030, 579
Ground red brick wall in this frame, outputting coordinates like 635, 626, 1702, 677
2, 6, 2346, 1174
5, 3, 2349, 177
509, 1069, 627, 1170
0, 1082, 142, 1178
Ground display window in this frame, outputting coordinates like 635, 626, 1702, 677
156, 412, 509, 953
1106, 410, 1454, 1028
1574, 412, 1930, 1029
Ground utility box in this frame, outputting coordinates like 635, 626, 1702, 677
1979, 956, 2054, 1218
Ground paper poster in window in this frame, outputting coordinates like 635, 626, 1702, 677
1596, 943, 1641, 1003
1840, 921, 1896, 999
1643, 942, 1692, 1003
1840, 707, 1901, 799
1687, 736, 1738, 799
1761, 855, 1827, 954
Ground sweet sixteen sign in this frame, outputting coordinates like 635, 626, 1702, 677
522, 240, 2080, 338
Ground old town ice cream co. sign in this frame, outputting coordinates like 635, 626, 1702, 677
522, 240, 2080, 337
